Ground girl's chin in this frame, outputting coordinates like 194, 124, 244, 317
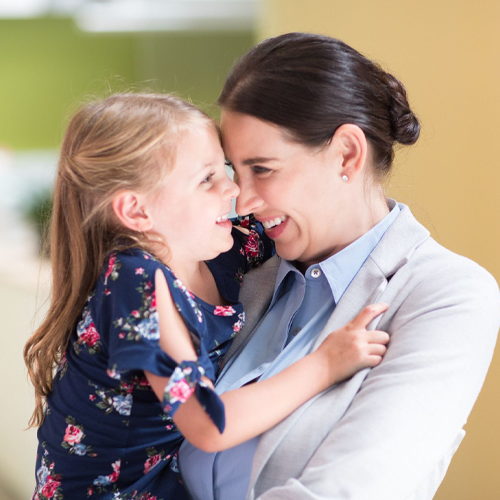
207, 237, 234, 260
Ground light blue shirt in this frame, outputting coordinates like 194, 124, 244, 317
179, 201, 401, 500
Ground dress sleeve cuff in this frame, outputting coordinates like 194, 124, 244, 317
162, 360, 226, 433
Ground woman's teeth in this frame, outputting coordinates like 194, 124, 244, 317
262, 216, 287, 229
216, 214, 229, 223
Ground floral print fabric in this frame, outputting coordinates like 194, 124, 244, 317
33, 220, 273, 500
162, 361, 224, 432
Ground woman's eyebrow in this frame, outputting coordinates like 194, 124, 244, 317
242, 157, 278, 166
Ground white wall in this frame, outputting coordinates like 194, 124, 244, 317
0, 153, 53, 499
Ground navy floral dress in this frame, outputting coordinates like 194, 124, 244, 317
33, 219, 273, 500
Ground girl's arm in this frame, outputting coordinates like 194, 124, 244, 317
145, 270, 389, 453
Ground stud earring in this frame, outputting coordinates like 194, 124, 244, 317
341, 175, 349, 182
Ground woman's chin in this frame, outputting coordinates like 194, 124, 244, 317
274, 241, 302, 263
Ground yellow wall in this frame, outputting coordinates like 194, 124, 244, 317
258, 1, 500, 499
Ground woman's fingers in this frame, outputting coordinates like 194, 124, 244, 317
350, 303, 389, 329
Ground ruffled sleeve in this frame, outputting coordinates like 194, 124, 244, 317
94, 250, 225, 431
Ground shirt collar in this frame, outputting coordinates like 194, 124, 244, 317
271, 199, 401, 304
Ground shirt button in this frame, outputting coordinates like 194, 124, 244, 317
311, 268, 322, 278
291, 326, 302, 336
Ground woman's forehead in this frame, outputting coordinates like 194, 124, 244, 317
221, 111, 294, 159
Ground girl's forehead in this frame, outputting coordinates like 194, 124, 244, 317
170, 125, 223, 171
181, 122, 221, 144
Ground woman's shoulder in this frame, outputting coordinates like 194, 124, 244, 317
384, 232, 500, 334
418, 237, 499, 298
371, 203, 499, 309
377, 204, 496, 285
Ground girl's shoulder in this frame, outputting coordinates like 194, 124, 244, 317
98, 248, 204, 332
100, 248, 177, 287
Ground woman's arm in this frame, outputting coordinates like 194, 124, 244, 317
145, 270, 389, 452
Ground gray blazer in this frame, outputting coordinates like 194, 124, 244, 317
223, 204, 500, 500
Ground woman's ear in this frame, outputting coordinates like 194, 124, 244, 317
112, 191, 153, 232
328, 124, 368, 182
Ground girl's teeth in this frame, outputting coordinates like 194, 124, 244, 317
263, 216, 287, 229
216, 214, 229, 223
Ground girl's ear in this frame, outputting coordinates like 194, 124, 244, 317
328, 124, 368, 182
112, 191, 153, 232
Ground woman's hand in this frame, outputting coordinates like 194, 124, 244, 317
316, 303, 390, 385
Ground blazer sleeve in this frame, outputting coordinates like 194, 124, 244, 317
255, 257, 500, 500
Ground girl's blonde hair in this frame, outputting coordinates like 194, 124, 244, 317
24, 93, 215, 427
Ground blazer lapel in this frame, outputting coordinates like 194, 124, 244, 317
313, 204, 430, 350
249, 257, 389, 489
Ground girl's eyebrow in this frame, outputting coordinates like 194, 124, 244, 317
241, 157, 278, 166
201, 158, 221, 168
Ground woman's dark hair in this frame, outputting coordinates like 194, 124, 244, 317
218, 32, 420, 176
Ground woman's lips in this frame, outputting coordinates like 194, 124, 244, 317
264, 217, 289, 239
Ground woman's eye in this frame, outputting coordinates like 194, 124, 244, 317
251, 165, 272, 175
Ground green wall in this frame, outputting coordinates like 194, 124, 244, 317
134, 32, 255, 115
0, 17, 253, 150
0, 18, 136, 149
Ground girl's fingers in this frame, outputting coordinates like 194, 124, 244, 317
368, 344, 387, 356
367, 330, 390, 344
350, 303, 389, 329
366, 355, 384, 367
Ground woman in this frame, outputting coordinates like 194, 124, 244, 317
178, 33, 500, 500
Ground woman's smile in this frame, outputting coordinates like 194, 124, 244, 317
257, 215, 289, 238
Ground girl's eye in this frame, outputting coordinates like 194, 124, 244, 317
251, 165, 272, 175
201, 172, 215, 184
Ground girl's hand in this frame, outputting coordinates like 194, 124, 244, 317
316, 303, 390, 385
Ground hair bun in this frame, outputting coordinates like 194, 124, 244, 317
384, 73, 420, 145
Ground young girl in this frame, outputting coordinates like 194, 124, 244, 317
24, 93, 390, 500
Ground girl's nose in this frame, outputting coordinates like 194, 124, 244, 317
235, 181, 263, 216
224, 178, 240, 200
